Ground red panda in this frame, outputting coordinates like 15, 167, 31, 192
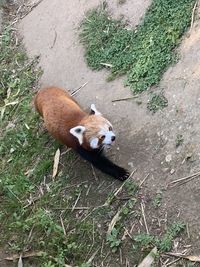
34, 86, 129, 181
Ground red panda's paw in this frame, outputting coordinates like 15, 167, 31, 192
117, 167, 130, 181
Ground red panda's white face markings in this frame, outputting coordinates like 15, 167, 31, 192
70, 104, 115, 149
83, 116, 115, 149
98, 123, 115, 147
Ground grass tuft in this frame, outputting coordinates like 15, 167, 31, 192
80, 0, 195, 93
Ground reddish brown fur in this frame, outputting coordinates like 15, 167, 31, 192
34, 87, 88, 149
34, 87, 107, 150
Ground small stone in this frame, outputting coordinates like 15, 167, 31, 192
128, 162, 134, 168
163, 168, 169, 173
165, 154, 172, 162
10, 148, 15, 154
116, 147, 120, 151
170, 169, 175, 174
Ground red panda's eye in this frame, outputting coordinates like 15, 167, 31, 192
100, 135, 105, 140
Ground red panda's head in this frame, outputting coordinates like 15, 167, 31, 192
70, 104, 116, 150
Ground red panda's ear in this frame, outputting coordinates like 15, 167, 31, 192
70, 126, 86, 145
90, 104, 102, 115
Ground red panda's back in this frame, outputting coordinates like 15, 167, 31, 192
34, 87, 86, 148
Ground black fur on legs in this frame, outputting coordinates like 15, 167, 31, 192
76, 147, 129, 181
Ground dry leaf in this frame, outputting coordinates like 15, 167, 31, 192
138, 247, 157, 267
107, 209, 121, 235
52, 148, 60, 178
184, 255, 200, 262
0, 106, 6, 120
5, 100, 19, 106
164, 252, 200, 263
0, 100, 19, 120
18, 255, 23, 267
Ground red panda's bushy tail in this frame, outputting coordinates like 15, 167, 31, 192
76, 147, 129, 181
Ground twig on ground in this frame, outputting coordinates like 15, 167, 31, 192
52, 148, 60, 179
141, 201, 149, 234
122, 227, 132, 240
18, 254, 23, 267
52, 206, 89, 210
72, 192, 81, 212
168, 171, 200, 187
112, 169, 136, 200
5, 251, 43, 261
119, 248, 123, 265
86, 248, 100, 264
190, 0, 198, 30
186, 223, 190, 238
107, 208, 121, 235
165, 258, 181, 266
100, 252, 109, 267
61, 148, 72, 156
112, 95, 139, 103
71, 82, 88, 96
163, 252, 200, 262
101, 240, 104, 256
86, 184, 92, 196
125, 258, 130, 267
139, 173, 150, 187
138, 247, 157, 267
60, 213, 67, 236
50, 30, 57, 49
91, 164, 98, 181
130, 223, 136, 234
20, 0, 44, 19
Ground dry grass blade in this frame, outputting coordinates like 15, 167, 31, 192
91, 164, 98, 181
72, 192, 81, 212
165, 258, 181, 266
107, 208, 121, 235
113, 169, 136, 198
60, 214, 67, 236
190, 0, 198, 30
112, 95, 139, 103
18, 255, 23, 267
71, 81, 88, 96
100, 62, 113, 67
139, 173, 150, 187
52, 148, 60, 179
185, 255, 200, 262
20, 0, 44, 19
141, 202, 149, 234
5, 251, 43, 261
168, 171, 200, 187
87, 248, 100, 264
164, 252, 200, 262
138, 247, 157, 267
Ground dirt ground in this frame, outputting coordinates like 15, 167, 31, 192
16, 0, 200, 264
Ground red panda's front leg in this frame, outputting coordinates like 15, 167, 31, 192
76, 147, 129, 181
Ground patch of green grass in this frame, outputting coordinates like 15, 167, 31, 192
175, 134, 184, 147
133, 222, 185, 253
80, 0, 195, 93
147, 92, 168, 113
0, 27, 97, 266
107, 227, 121, 252
152, 192, 162, 208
